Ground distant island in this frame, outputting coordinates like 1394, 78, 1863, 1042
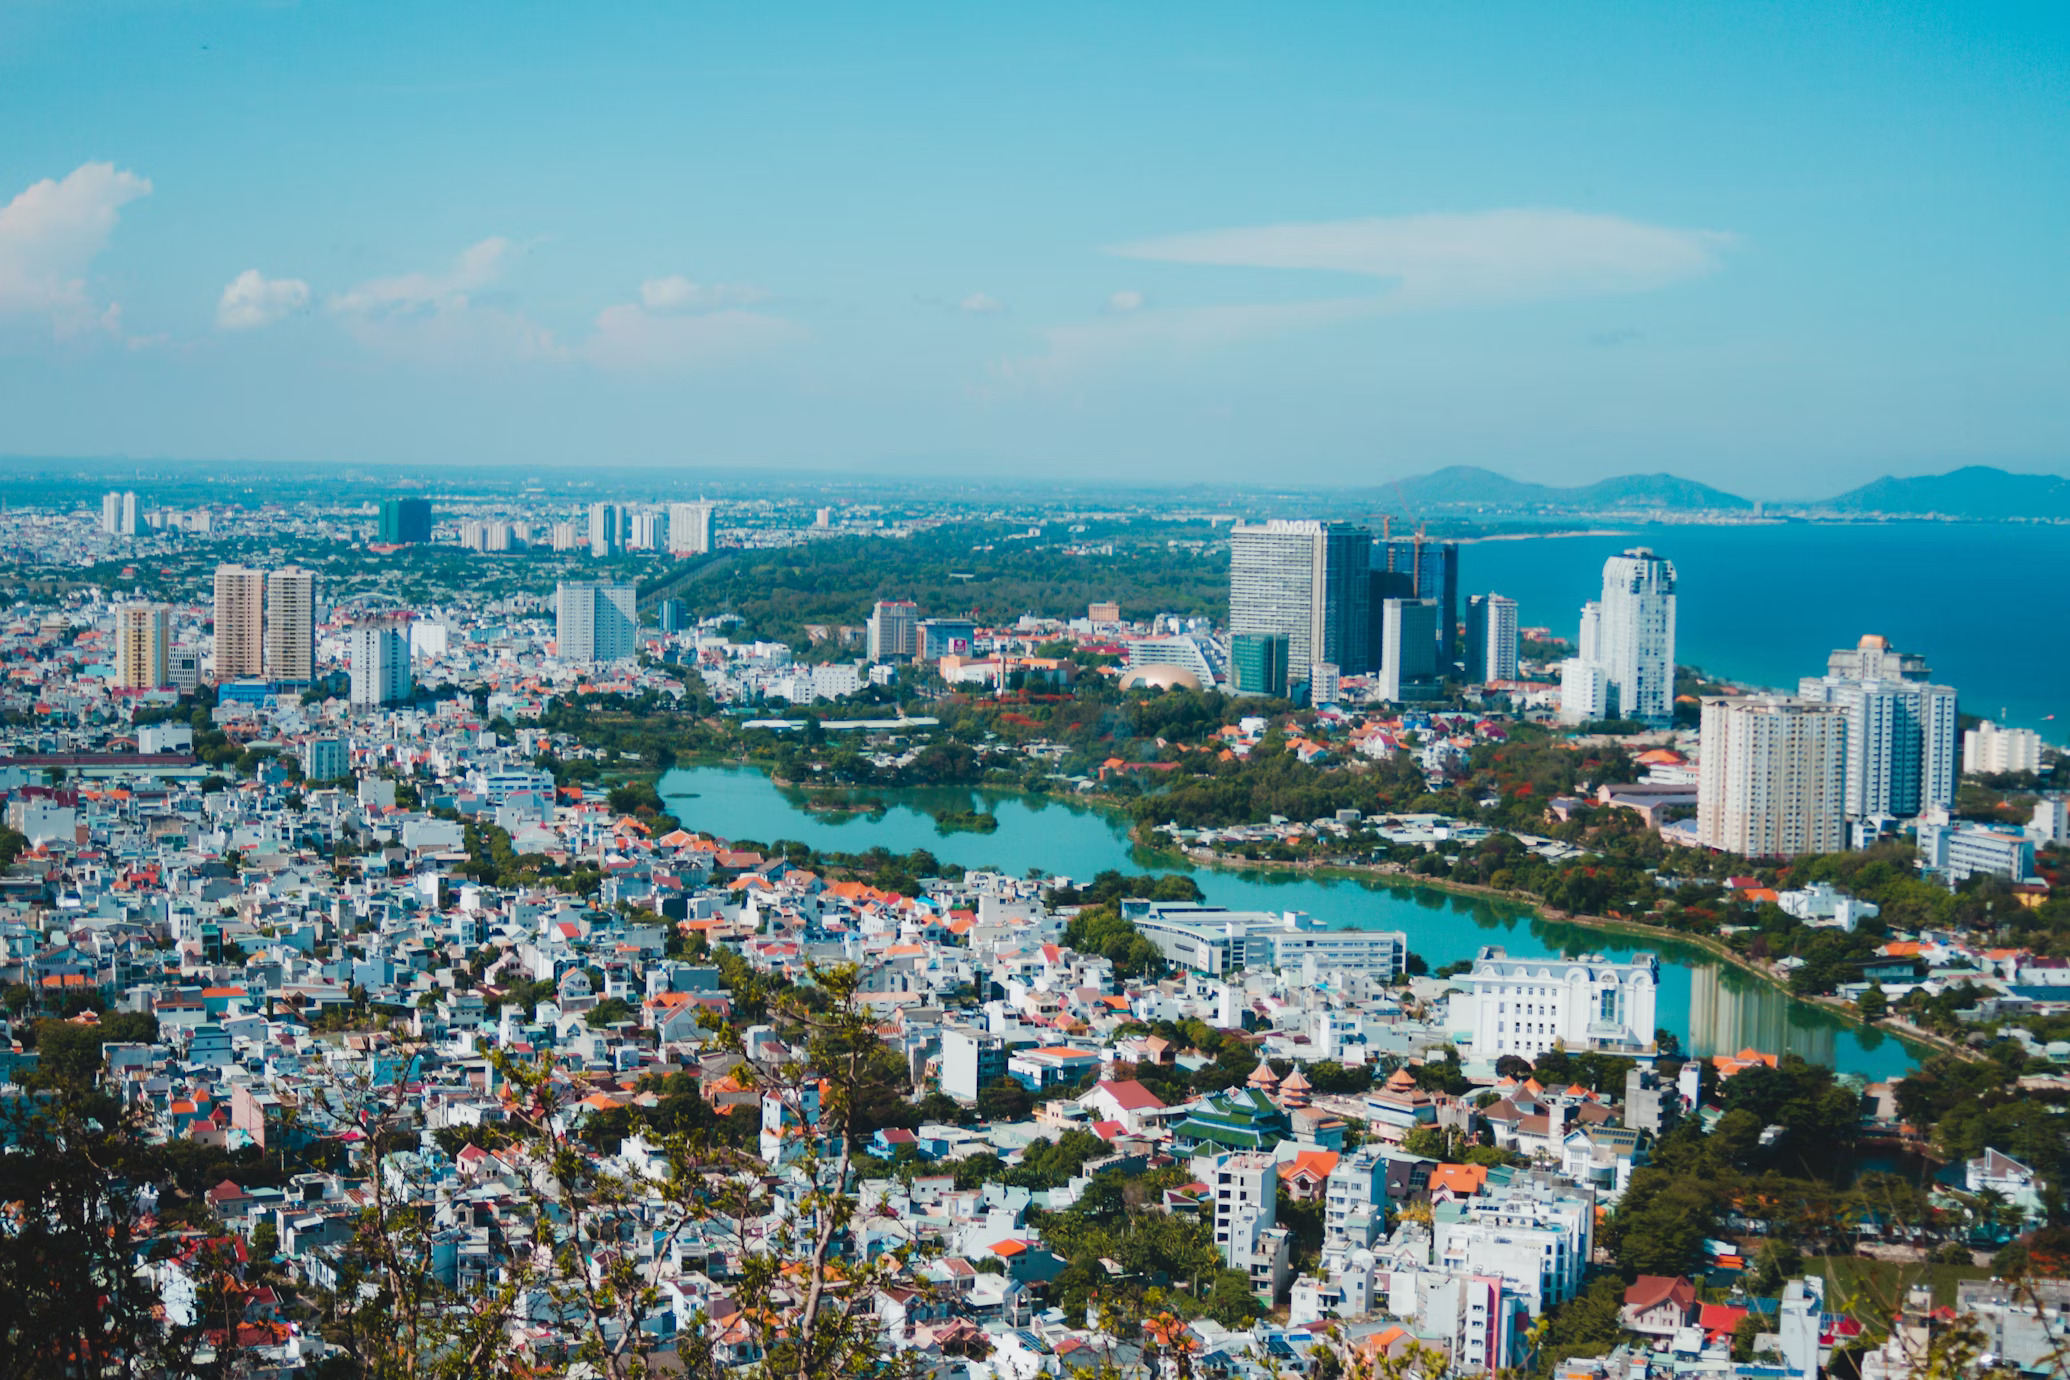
1357, 463, 2070, 520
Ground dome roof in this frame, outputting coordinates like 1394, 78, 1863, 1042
1120, 664, 1203, 692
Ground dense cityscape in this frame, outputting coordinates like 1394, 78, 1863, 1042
0, 475, 2063, 1379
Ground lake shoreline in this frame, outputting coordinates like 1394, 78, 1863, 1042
667, 757, 1953, 1070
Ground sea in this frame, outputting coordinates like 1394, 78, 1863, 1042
1459, 521, 2070, 736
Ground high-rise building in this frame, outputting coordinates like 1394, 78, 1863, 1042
1230, 632, 1288, 698
628, 511, 664, 551
1825, 633, 1929, 682
1798, 636, 1957, 824
1464, 593, 1518, 683
111, 603, 169, 691
1697, 695, 1849, 857
348, 620, 414, 708
555, 581, 638, 665
1309, 662, 1342, 706
100, 491, 138, 536
1964, 721, 2044, 776
1597, 548, 1677, 725
657, 599, 690, 634
1229, 519, 1370, 691
212, 564, 266, 682
377, 497, 433, 544
1372, 536, 1459, 666
588, 503, 626, 558
918, 617, 977, 660
866, 599, 920, 661
168, 646, 201, 693
1577, 601, 1602, 664
1377, 598, 1440, 702
667, 501, 717, 556
1559, 659, 1610, 725
264, 567, 316, 682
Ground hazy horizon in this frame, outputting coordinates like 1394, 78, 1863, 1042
4, 5, 2066, 496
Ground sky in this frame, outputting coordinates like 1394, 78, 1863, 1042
1, 2, 2065, 496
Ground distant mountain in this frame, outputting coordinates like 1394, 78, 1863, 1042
1376, 465, 1750, 513
1818, 466, 2070, 519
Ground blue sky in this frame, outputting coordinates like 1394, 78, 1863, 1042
1, 2, 2064, 494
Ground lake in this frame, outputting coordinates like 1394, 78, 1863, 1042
660, 763, 1927, 1081
1463, 521, 2070, 736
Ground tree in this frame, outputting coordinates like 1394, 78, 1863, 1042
976, 1075, 1033, 1122
1856, 983, 1888, 1022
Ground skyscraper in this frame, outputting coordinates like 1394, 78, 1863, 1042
1697, 695, 1849, 857
1798, 636, 1957, 824
348, 619, 414, 708
1230, 633, 1288, 698
111, 603, 169, 691
101, 491, 121, 535
1229, 519, 1370, 690
212, 564, 266, 681
1597, 548, 1677, 725
1371, 535, 1459, 667
264, 567, 316, 682
588, 502, 627, 558
556, 581, 639, 665
866, 600, 920, 661
377, 497, 433, 544
1377, 598, 1439, 702
667, 501, 717, 555
1464, 593, 1518, 684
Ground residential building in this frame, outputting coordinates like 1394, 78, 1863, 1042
657, 599, 690, 634
1558, 659, 1609, 725
939, 1026, 1006, 1102
1456, 946, 1659, 1060
555, 582, 639, 666
1797, 652, 1958, 824
1377, 598, 1440, 702
1309, 661, 1342, 706
101, 490, 139, 536
377, 497, 433, 544
212, 564, 266, 681
1596, 548, 1676, 725
1826, 632, 1929, 681
302, 738, 348, 782
1372, 535, 1459, 666
111, 602, 169, 691
866, 600, 920, 661
588, 503, 626, 558
264, 567, 316, 682
168, 646, 201, 693
348, 620, 414, 709
1964, 720, 2044, 775
666, 501, 716, 556
1696, 695, 1848, 857
1917, 822, 2037, 884
1465, 593, 1518, 684
1230, 632, 1288, 698
1229, 519, 1371, 692
1120, 901, 1405, 980
1199, 1150, 1292, 1303
1954, 1278, 2070, 1374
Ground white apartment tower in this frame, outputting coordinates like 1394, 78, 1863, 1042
212, 564, 267, 681
667, 501, 717, 556
1965, 721, 2044, 776
264, 567, 316, 682
111, 603, 169, 691
555, 581, 639, 665
1698, 695, 1849, 857
1597, 548, 1676, 725
1797, 636, 1957, 823
348, 620, 414, 708
866, 600, 920, 661
1481, 593, 1519, 682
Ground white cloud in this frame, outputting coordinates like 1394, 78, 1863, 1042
959, 292, 1006, 315
1111, 208, 1732, 310
0, 162, 152, 336
331, 237, 516, 317
216, 270, 311, 330
1105, 289, 1146, 314
639, 275, 766, 313
329, 238, 561, 364
999, 295, 1379, 386
583, 275, 798, 372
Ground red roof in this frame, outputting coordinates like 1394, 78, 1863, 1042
1093, 1079, 1166, 1112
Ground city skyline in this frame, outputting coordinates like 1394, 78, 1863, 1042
3, 5, 2067, 493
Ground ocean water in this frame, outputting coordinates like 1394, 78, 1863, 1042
1460, 522, 2070, 736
